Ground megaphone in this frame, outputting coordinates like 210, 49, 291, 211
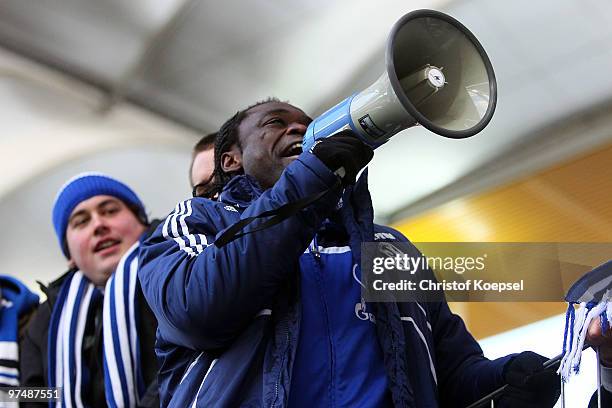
302, 9, 497, 151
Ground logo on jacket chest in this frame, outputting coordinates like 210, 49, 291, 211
224, 205, 238, 213
355, 298, 376, 323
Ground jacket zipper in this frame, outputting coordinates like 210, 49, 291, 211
271, 320, 290, 408
311, 235, 321, 262
271, 236, 320, 407
310, 234, 336, 407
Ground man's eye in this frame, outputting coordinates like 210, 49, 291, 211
264, 118, 285, 126
71, 217, 88, 228
102, 207, 119, 215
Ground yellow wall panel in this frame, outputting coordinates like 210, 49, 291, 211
392, 142, 612, 338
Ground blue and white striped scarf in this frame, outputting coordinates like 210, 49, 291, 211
559, 295, 612, 382
559, 260, 612, 383
48, 243, 145, 408
0, 276, 39, 387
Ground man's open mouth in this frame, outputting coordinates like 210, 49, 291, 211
280, 142, 303, 158
94, 239, 121, 252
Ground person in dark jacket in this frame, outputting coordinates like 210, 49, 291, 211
20, 173, 159, 408
138, 99, 564, 407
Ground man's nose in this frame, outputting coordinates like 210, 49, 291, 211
287, 122, 307, 135
92, 214, 109, 235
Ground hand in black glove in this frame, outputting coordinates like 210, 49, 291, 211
498, 351, 561, 408
310, 130, 373, 185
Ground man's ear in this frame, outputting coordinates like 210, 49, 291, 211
221, 146, 242, 173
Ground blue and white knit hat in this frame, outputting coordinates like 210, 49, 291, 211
52, 172, 147, 257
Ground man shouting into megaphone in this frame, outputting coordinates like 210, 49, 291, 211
137, 99, 610, 407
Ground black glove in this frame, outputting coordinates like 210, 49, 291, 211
497, 351, 561, 408
310, 130, 373, 185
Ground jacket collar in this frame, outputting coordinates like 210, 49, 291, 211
218, 171, 375, 247
218, 175, 264, 208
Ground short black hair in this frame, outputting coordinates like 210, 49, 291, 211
209, 98, 281, 197
126, 202, 149, 227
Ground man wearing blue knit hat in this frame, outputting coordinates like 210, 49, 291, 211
20, 172, 159, 408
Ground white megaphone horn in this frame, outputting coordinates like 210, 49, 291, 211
302, 9, 497, 151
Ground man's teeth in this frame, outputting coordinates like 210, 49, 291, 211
288, 142, 302, 155
98, 241, 117, 250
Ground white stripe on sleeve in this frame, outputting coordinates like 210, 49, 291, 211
401, 316, 437, 384
191, 359, 218, 408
